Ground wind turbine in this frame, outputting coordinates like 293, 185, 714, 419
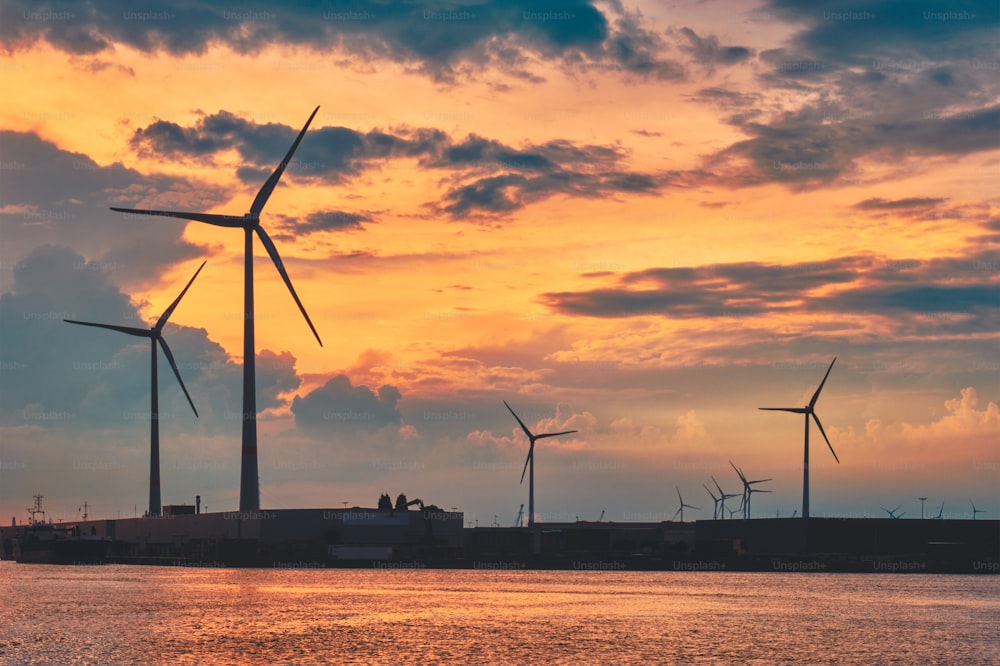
673, 486, 700, 522
970, 500, 985, 520
881, 505, 904, 519
759, 357, 840, 519
703, 484, 721, 520
712, 475, 741, 520
730, 461, 771, 519
514, 503, 524, 527
65, 261, 205, 517
111, 108, 323, 512
504, 400, 577, 527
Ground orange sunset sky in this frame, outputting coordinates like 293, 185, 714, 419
0, 0, 997, 524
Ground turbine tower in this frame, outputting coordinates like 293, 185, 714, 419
503, 400, 577, 527
673, 486, 700, 522
111, 108, 323, 511
759, 357, 840, 519
65, 261, 205, 517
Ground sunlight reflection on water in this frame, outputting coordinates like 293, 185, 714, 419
2, 563, 998, 664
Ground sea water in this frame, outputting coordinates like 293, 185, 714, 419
2, 563, 998, 664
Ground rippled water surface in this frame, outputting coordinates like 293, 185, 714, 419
2, 563, 998, 664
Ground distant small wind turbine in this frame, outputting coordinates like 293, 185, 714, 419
514, 503, 524, 527
672, 486, 700, 522
712, 475, 741, 521
970, 500, 985, 520
504, 401, 577, 528
65, 261, 205, 517
881, 505, 904, 519
759, 357, 840, 519
703, 484, 721, 520
730, 461, 771, 519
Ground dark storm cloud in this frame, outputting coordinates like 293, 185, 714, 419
983, 218, 1000, 244
852, 197, 949, 210
441, 174, 527, 217
544, 256, 866, 318
0, 131, 212, 290
684, 0, 1000, 190
0, 0, 684, 81
129, 113, 428, 182
439, 168, 663, 218
0, 244, 135, 422
765, 0, 997, 68
542, 238, 1000, 334
690, 87, 763, 110
272, 211, 373, 239
598, 9, 685, 80
702, 105, 1000, 188
678, 27, 753, 67
126, 112, 666, 219
291, 374, 403, 434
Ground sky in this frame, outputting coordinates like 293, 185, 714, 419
0, 0, 997, 526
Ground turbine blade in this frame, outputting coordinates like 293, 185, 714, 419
534, 429, 578, 440
809, 357, 837, 409
64, 320, 149, 337
519, 444, 533, 484
676, 486, 683, 504
110, 208, 246, 228
672, 507, 682, 521
811, 413, 840, 463
255, 225, 322, 346
155, 261, 206, 331
504, 401, 535, 440
250, 106, 320, 216
759, 407, 808, 413
158, 338, 198, 417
